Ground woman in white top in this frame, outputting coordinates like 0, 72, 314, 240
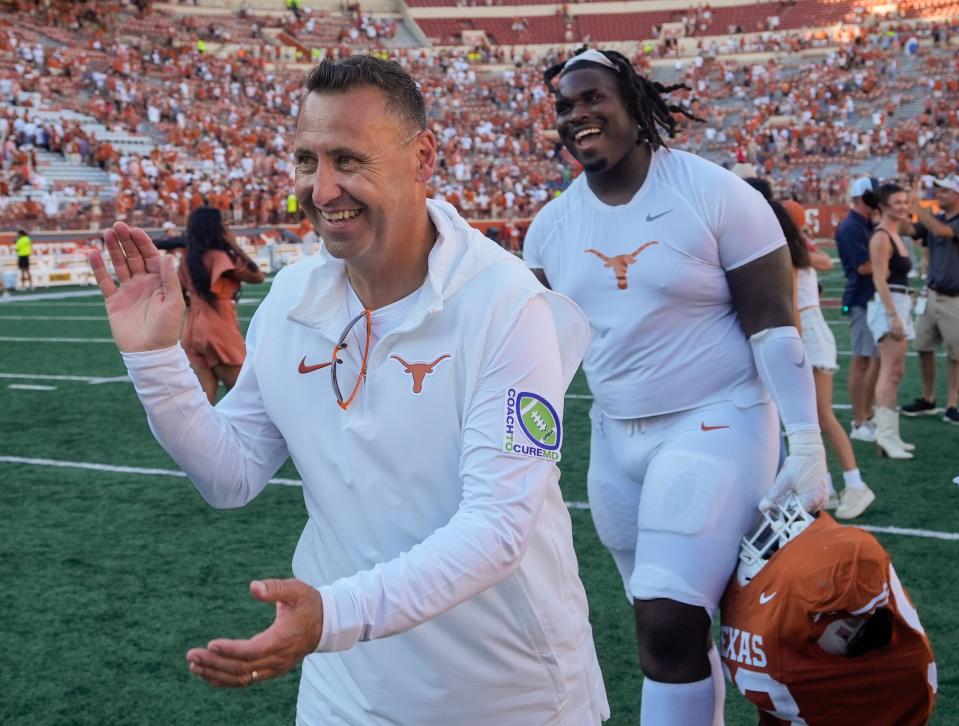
777, 199, 875, 519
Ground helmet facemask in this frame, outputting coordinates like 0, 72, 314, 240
737, 494, 815, 587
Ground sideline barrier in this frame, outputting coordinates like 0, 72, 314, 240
0, 203, 912, 289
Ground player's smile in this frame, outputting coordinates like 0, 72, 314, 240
555, 67, 638, 174
572, 125, 605, 153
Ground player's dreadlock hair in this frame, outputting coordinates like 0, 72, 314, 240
543, 48, 704, 150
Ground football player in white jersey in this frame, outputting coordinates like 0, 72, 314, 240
524, 48, 828, 725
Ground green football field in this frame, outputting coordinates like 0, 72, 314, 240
1, 263, 955, 725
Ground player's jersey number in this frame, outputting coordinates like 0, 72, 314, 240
733, 668, 808, 725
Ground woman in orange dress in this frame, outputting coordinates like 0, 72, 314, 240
178, 206, 265, 402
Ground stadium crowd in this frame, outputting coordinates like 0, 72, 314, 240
0, 0, 957, 233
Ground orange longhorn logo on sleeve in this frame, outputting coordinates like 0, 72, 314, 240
390, 354, 451, 394
585, 241, 659, 289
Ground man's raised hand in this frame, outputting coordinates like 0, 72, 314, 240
89, 221, 185, 352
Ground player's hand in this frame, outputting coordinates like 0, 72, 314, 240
759, 430, 827, 513
186, 579, 324, 688
89, 222, 185, 352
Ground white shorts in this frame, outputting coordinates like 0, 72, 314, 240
799, 306, 838, 373
587, 399, 779, 614
867, 291, 915, 342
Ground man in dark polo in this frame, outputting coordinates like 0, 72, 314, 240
836, 176, 880, 441
902, 175, 959, 424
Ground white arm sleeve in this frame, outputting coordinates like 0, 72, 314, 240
316, 295, 567, 652
751, 326, 827, 512
749, 326, 819, 435
121, 310, 290, 509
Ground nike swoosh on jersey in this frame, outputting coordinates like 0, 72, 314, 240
701, 422, 730, 432
645, 210, 673, 222
794, 352, 807, 368
298, 356, 332, 374
759, 591, 777, 605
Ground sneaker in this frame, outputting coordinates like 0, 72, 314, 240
850, 422, 877, 442
944, 407, 959, 425
835, 485, 876, 520
901, 398, 941, 417
825, 493, 840, 510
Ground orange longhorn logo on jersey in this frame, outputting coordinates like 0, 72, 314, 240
390, 354, 451, 394
585, 241, 659, 289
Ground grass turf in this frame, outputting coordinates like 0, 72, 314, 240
1, 269, 955, 724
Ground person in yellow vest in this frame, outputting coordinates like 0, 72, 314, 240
286, 192, 298, 221
15, 229, 32, 290
197, 39, 207, 54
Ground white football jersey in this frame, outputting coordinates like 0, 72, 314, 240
525, 148, 785, 419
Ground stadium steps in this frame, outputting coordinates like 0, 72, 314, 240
650, 65, 687, 85
34, 151, 113, 186
387, 21, 422, 48
854, 155, 899, 180
896, 97, 926, 117
136, 120, 170, 147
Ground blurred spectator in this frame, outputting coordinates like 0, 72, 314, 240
178, 206, 264, 402
902, 175, 959, 423
14, 227, 32, 289
779, 198, 875, 519
836, 177, 880, 442
865, 183, 916, 459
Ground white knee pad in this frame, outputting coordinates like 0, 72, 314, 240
638, 448, 738, 537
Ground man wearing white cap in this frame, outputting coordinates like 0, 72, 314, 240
836, 176, 880, 440
902, 175, 959, 424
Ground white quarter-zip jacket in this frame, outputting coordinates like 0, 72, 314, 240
122, 200, 609, 725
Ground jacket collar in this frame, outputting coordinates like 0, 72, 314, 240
285, 199, 471, 341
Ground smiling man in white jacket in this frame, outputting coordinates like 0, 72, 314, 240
89, 56, 608, 725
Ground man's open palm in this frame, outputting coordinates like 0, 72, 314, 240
90, 222, 185, 352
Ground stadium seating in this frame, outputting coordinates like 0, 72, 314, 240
0, 0, 956, 244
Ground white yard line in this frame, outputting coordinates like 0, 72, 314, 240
0, 314, 254, 323
3, 301, 106, 307
0, 372, 128, 384
7, 384, 56, 391
858, 525, 959, 542
2, 455, 957, 542
0, 315, 108, 321
0, 336, 115, 343
2, 334, 946, 360
0, 290, 102, 302
0, 455, 302, 487
0, 372, 855, 408
6, 332, 952, 365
